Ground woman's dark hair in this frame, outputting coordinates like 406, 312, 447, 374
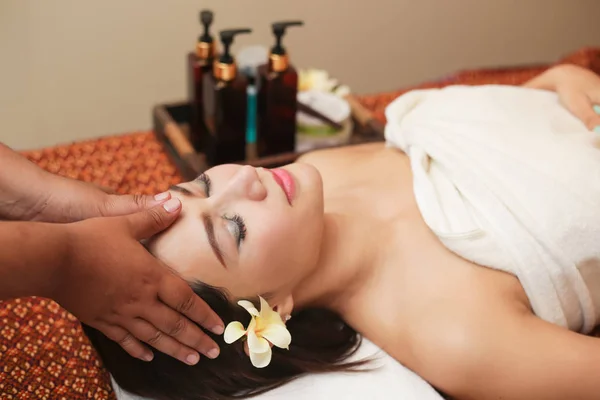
83, 282, 367, 400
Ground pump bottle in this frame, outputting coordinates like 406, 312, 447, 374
187, 10, 216, 152
257, 21, 304, 157
202, 29, 252, 166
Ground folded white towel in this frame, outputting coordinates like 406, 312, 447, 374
385, 85, 600, 333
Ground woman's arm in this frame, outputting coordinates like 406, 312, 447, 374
523, 65, 600, 131
413, 307, 600, 400
522, 64, 570, 91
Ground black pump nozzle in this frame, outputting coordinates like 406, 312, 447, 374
271, 21, 304, 55
219, 28, 252, 64
199, 10, 214, 43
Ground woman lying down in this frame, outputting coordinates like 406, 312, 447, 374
84, 64, 600, 400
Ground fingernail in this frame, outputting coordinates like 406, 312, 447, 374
207, 348, 219, 359
154, 191, 170, 202
211, 325, 224, 335
163, 198, 181, 213
594, 126, 600, 134
143, 353, 154, 362
186, 353, 199, 365
594, 105, 600, 115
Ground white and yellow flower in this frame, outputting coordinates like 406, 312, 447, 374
298, 68, 351, 97
223, 296, 292, 368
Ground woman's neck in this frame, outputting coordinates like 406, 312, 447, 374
292, 211, 389, 314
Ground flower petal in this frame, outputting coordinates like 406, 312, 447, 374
223, 322, 246, 344
261, 324, 292, 350
249, 347, 272, 368
334, 85, 351, 97
258, 297, 271, 315
258, 297, 284, 326
268, 310, 286, 326
237, 300, 259, 317
247, 327, 270, 354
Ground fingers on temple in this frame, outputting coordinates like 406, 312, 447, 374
143, 302, 220, 360
101, 324, 154, 362
127, 200, 181, 240
158, 276, 224, 336
124, 318, 201, 366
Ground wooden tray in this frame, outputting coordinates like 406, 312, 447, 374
152, 98, 385, 181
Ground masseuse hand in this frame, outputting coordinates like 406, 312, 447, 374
53, 198, 224, 365
0, 141, 168, 224
553, 64, 600, 131
27, 173, 167, 223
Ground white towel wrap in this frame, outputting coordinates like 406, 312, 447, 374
384, 85, 600, 333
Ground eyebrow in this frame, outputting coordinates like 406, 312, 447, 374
202, 213, 227, 269
169, 185, 227, 269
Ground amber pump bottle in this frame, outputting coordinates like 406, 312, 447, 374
202, 28, 252, 166
187, 10, 216, 152
257, 21, 304, 157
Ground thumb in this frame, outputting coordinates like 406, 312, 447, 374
101, 192, 172, 217
126, 198, 182, 240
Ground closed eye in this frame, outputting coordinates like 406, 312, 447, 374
195, 173, 212, 196
196, 173, 247, 250
224, 214, 247, 248
168, 185, 193, 196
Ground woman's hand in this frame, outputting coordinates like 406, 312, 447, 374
525, 65, 600, 131
555, 65, 600, 131
53, 199, 224, 365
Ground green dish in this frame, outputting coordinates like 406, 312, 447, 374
297, 124, 339, 136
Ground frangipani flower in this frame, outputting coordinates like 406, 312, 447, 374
223, 296, 292, 368
298, 68, 351, 97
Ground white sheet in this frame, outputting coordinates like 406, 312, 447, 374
112, 339, 443, 400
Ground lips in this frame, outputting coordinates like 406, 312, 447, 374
269, 168, 295, 205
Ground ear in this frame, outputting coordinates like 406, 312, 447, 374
274, 294, 294, 322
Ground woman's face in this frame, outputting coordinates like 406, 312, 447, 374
148, 163, 325, 302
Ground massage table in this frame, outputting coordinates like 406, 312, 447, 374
1, 47, 599, 400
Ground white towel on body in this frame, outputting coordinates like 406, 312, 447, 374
384, 85, 600, 333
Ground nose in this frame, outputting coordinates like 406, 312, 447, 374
219, 165, 267, 202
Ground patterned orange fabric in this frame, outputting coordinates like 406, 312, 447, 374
0, 299, 113, 400
1, 47, 599, 399
22, 132, 185, 196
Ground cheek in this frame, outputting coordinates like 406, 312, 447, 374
244, 215, 306, 283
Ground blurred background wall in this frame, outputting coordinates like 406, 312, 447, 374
1, 0, 599, 150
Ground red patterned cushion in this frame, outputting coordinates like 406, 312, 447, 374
1, 47, 599, 399
1, 298, 113, 399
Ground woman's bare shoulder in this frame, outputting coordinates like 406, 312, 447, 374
407, 309, 600, 399
388, 279, 600, 400
297, 142, 386, 165
352, 260, 536, 397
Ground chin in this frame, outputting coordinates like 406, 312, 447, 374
285, 163, 325, 233
285, 162, 323, 201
